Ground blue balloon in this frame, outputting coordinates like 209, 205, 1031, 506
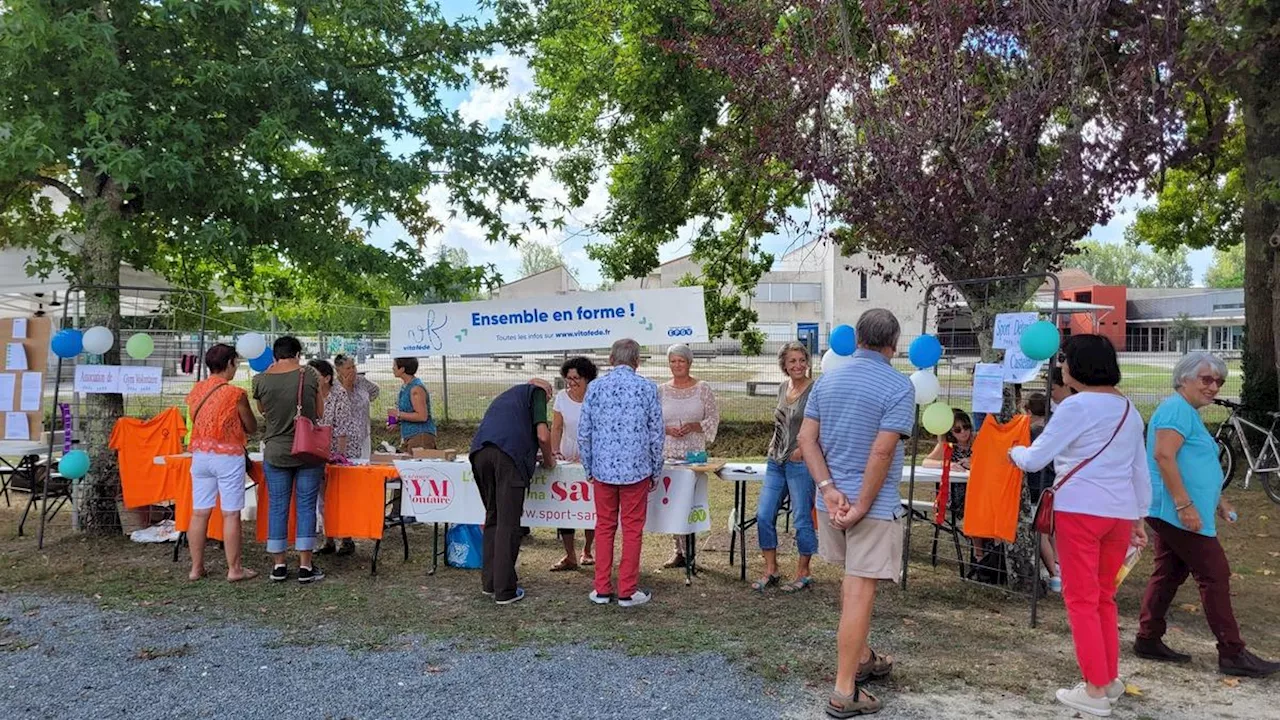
59, 449, 90, 480
908, 334, 944, 369
1020, 320, 1061, 361
50, 329, 84, 359
829, 324, 856, 356
249, 348, 274, 372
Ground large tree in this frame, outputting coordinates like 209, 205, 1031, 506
0, 1, 540, 532
1204, 245, 1246, 288
1064, 241, 1193, 288
518, 240, 566, 277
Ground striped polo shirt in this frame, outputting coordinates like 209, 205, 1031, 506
805, 348, 915, 520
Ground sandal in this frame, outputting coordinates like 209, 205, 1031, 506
662, 554, 687, 569
826, 686, 882, 718
550, 558, 579, 572
579, 554, 595, 567
227, 568, 259, 583
781, 576, 813, 594
751, 574, 781, 592
856, 649, 894, 683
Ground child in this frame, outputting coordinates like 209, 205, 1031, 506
923, 408, 973, 517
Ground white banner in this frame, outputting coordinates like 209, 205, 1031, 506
396, 460, 712, 533
390, 287, 709, 355
992, 311, 1039, 350
74, 364, 163, 395
1002, 346, 1043, 383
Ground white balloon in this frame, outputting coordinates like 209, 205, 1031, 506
821, 348, 855, 373
82, 326, 114, 355
910, 369, 941, 405
236, 332, 267, 360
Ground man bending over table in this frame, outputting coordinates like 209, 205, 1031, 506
798, 308, 915, 718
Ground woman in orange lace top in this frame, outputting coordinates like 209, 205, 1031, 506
185, 343, 258, 583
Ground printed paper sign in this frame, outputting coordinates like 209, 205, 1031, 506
74, 365, 163, 395
390, 287, 709, 355
1002, 347, 1043, 384
972, 363, 1006, 414
397, 460, 712, 533
5, 343, 28, 371
992, 312, 1039, 350
0, 374, 13, 411
4, 412, 29, 441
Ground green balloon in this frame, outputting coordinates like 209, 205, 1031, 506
921, 401, 954, 436
125, 333, 155, 360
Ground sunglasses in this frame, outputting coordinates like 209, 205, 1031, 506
1198, 375, 1225, 388
951, 425, 971, 434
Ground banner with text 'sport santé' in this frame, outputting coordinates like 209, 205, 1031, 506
390, 286, 709, 355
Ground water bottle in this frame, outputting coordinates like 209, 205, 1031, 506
1114, 544, 1143, 587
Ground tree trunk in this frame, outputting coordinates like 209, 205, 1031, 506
77, 170, 125, 535
958, 279, 1042, 592
1239, 4, 1280, 415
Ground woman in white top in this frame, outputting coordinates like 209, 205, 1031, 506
548, 356, 598, 571
657, 343, 720, 568
1009, 334, 1150, 718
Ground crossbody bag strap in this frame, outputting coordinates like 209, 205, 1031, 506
192, 382, 232, 423
295, 367, 306, 418
1049, 398, 1131, 493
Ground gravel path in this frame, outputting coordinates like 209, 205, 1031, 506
0, 594, 810, 720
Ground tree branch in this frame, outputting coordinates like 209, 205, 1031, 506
24, 174, 85, 204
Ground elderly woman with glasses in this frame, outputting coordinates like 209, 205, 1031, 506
658, 343, 720, 569
1134, 351, 1279, 678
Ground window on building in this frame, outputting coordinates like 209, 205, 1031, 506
859, 271, 868, 300
752, 282, 821, 303
1212, 302, 1245, 312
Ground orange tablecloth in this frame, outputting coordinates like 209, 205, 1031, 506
254, 464, 399, 543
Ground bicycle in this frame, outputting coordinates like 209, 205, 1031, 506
1212, 398, 1280, 504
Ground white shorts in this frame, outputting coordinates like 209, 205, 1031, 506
191, 451, 248, 512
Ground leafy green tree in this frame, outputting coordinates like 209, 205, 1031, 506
1204, 244, 1245, 288
0, 1, 539, 533
518, 241, 566, 278
1063, 241, 1193, 288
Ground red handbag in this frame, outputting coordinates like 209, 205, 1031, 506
289, 368, 332, 465
1033, 399, 1130, 535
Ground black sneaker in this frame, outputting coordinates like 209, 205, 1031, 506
298, 565, 325, 584
317, 540, 336, 555
337, 539, 356, 556
270, 564, 288, 582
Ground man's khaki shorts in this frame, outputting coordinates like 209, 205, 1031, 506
818, 513, 903, 582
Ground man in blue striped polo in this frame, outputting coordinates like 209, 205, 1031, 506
798, 308, 914, 718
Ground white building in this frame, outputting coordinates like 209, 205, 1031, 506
491, 264, 581, 300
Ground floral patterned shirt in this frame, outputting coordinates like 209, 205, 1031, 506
578, 366, 665, 485
324, 376, 379, 457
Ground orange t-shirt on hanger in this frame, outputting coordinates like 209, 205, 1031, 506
963, 414, 1031, 543
110, 407, 187, 508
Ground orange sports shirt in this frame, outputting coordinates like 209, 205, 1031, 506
962, 414, 1031, 543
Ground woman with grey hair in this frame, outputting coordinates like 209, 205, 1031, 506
657, 343, 720, 568
753, 341, 818, 593
1135, 351, 1278, 677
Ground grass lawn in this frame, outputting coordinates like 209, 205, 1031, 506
2, 473, 1276, 706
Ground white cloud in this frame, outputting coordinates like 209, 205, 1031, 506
458, 53, 535, 126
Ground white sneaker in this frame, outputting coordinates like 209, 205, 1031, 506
1056, 683, 1112, 717
1104, 678, 1125, 705
1049, 576, 1063, 593
617, 590, 652, 607
588, 590, 611, 605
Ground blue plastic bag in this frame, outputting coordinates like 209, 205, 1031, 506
446, 524, 483, 569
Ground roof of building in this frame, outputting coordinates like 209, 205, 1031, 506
1127, 287, 1244, 323
1040, 268, 1099, 292
499, 263, 581, 289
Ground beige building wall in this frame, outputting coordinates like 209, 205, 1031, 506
493, 265, 581, 300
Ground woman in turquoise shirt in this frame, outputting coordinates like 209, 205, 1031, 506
390, 357, 437, 450
1136, 351, 1278, 678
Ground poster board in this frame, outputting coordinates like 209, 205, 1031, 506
0, 316, 51, 441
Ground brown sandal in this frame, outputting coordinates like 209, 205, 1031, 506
856, 649, 894, 683
826, 686, 882, 718
550, 559, 579, 572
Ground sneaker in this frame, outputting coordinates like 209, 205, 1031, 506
589, 590, 612, 605
481, 589, 494, 597
270, 564, 288, 582
298, 565, 325, 584
617, 590, 652, 608
1048, 576, 1062, 593
1055, 683, 1112, 717
1104, 678, 1125, 705
337, 539, 356, 556
495, 588, 526, 605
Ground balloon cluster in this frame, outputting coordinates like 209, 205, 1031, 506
820, 324, 856, 372
51, 327, 155, 360
238, 333, 273, 372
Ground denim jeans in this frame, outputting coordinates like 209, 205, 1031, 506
756, 459, 818, 556
263, 461, 324, 553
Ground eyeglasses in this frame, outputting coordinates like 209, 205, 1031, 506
952, 425, 971, 434
1198, 375, 1225, 388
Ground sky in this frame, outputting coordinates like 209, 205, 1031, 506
364, 2, 1215, 290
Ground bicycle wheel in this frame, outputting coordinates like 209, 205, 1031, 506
1257, 442, 1280, 504
1218, 437, 1235, 490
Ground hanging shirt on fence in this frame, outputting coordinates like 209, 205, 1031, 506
963, 414, 1031, 543
110, 407, 187, 508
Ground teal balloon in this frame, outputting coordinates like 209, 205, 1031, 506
59, 450, 90, 480
125, 333, 155, 360
249, 348, 273, 372
829, 325, 856, 356
908, 334, 943, 369
51, 329, 83, 358
1019, 321, 1061, 361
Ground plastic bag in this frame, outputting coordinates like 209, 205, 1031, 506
446, 524, 483, 569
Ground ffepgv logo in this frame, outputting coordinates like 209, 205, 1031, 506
667, 326, 694, 337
